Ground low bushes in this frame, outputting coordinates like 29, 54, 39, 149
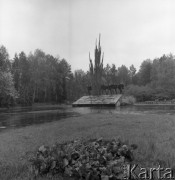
121, 95, 136, 105
29, 138, 137, 180
124, 85, 154, 102
125, 85, 175, 102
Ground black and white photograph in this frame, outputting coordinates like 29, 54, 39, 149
1, 0, 175, 179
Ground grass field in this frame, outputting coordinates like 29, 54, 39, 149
0, 111, 175, 179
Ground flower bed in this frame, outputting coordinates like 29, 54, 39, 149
29, 138, 137, 180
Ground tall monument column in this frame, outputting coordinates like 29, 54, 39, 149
89, 35, 104, 95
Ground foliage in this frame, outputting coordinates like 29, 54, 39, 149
117, 65, 130, 85
29, 138, 137, 179
0, 71, 18, 107
11, 49, 72, 104
69, 70, 88, 101
0, 45, 18, 107
103, 64, 117, 85
129, 64, 137, 84
0, 45, 10, 71
128, 54, 175, 101
121, 95, 136, 105
137, 59, 152, 86
125, 85, 154, 102
1, 43, 175, 105
150, 54, 175, 98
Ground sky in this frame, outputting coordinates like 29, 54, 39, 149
1, 0, 175, 72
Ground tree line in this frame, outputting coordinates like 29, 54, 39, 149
127, 54, 175, 101
0, 45, 175, 107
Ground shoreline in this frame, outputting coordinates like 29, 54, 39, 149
0, 103, 72, 110
134, 103, 175, 106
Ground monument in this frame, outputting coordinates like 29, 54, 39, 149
89, 34, 104, 95
72, 35, 123, 107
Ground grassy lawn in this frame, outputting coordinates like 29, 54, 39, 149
0, 111, 175, 179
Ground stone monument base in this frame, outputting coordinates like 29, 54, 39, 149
72, 94, 122, 107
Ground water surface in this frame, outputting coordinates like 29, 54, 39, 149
0, 104, 175, 130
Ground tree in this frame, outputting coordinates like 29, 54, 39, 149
58, 59, 71, 101
103, 64, 111, 84
12, 54, 20, 91
151, 54, 175, 98
0, 71, 18, 107
70, 70, 87, 99
110, 64, 118, 84
117, 65, 130, 85
0, 45, 17, 107
0, 45, 10, 71
17, 52, 31, 104
137, 59, 152, 85
129, 64, 136, 84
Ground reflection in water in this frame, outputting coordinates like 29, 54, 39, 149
0, 107, 79, 130
0, 104, 175, 130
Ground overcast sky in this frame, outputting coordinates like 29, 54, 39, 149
1, 0, 175, 71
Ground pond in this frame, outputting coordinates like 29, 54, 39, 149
0, 104, 175, 130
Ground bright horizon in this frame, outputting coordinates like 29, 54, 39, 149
1, 0, 175, 72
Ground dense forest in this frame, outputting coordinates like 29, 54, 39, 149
0, 44, 175, 107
